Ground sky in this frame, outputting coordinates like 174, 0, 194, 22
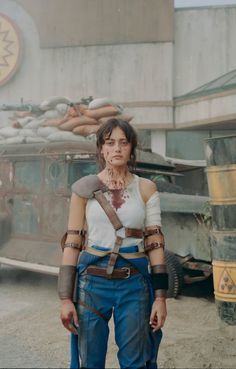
175, 0, 236, 7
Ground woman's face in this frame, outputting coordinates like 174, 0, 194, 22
101, 126, 132, 167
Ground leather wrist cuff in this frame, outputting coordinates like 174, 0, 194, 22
151, 272, 169, 290
151, 264, 167, 273
58, 265, 76, 300
154, 289, 167, 299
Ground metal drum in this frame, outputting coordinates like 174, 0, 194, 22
205, 135, 236, 325
205, 135, 236, 166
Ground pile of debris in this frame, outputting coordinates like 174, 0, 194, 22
0, 96, 133, 145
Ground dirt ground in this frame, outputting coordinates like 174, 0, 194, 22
0, 265, 235, 369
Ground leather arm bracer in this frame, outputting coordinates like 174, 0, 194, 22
61, 229, 86, 252
150, 264, 169, 298
58, 265, 76, 301
144, 226, 165, 253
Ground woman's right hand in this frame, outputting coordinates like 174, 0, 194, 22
60, 299, 79, 335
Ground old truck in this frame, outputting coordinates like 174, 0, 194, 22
0, 141, 212, 297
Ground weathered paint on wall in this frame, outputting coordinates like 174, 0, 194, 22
1, 1, 236, 155
15, 0, 174, 47
174, 6, 236, 97
0, 0, 174, 129
166, 6, 236, 156
175, 91, 236, 129
151, 130, 166, 156
0, 1, 40, 99
39, 43, 173, 102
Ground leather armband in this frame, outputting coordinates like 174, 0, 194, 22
64, 242, 82, 250
144, 226, 165, 253
60, 229, 86, 251
144, 241, 165, 253
58, 265, 76, 300
144, 227, 164, 238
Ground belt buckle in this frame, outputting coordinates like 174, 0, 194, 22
121, 267, 131, 279
116, 227, 126, 239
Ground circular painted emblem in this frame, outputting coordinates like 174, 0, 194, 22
0, 13, 22, 86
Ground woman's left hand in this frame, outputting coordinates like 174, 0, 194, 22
149, 298, 167, 332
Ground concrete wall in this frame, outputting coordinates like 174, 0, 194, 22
2, 1, 236, 157
175, 91, 236, 129
39, 41, 174, 128
0, 1, 41, 123
151, 130, 166, 156
15, 0, 174, 47
151, 5, 236, 158
174, 6, 236, 97
0, 0, 174, 129
39, 43, 173, 102
0, 2, 41, 100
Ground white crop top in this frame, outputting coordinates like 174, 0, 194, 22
83, 174, 162, 249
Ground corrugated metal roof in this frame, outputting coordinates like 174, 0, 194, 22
176, 68, 236, 100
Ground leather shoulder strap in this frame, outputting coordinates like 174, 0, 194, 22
94, 189, 123, 275
72, 175, 106, 199
93, 190, 123, 230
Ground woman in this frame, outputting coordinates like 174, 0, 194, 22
58, 118, 168, 369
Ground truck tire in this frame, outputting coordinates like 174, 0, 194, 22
165, 250, 184, 298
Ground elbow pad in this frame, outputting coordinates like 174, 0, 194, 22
145, 191, 161, 227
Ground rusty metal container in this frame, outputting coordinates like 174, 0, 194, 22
205, 135, 236, 325
205, 135, 236, 166
206, 165, 236, 204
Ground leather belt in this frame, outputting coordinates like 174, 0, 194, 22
84, 246, 146, 259
125, 228, 143, 238
82, 265, 139, 279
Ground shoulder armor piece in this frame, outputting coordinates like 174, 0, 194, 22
71, 175, 106, 199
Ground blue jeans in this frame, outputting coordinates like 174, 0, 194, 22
75, 248, 162, 369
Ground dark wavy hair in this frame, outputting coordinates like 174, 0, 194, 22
96, 118, 138, 169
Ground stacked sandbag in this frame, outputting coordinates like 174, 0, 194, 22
0, 96, 71, 144
87, 98, 133, 127
0, 96, 133, 144
0, 127, 23, 144
43, 97, 133, 137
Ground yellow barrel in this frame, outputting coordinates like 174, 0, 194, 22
212, 260, 236, 302
206, 165, 236, 205
205, 135, 236, 325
